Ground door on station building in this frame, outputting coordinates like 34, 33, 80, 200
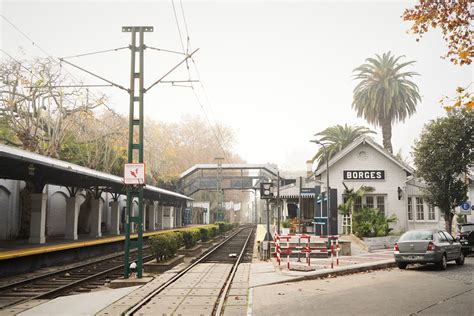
287, 203, 297, 219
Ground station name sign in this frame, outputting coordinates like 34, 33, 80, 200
343, 170, 385, 180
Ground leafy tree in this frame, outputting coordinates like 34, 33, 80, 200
413, 109, 474, 233
440, 86, 474, 112
0, 58, 106, 158
352, 52, 421, 153
60, 111, 127, 175
311, 124, 375, 165
144, 114, 243, 185
402, 0, 473, 66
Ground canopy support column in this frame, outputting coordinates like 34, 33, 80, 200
29, 193, 47, 244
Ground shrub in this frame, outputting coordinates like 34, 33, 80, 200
210, 225, 218, 237
173, 231, 185, 248
199, 227, 210, 242
182, 228, 201, 249
182, 231, 195, 249
353, 207, 398, 238
216, 221, 226, 234
150, 232, 178, 262
281, 220, 291, 228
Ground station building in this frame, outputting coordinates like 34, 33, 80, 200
279, 136, 473, 235
0, 144, 191, 243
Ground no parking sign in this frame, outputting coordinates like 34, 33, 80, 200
459, 201, 471, 215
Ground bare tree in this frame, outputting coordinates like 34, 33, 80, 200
0, 57, 106, 158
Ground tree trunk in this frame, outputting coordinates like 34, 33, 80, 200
381, 119, 393, 154
444, 210, 453, 234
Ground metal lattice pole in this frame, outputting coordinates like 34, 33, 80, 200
123, 26, 152, 279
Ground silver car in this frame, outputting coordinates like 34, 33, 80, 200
393, 229, 464, 270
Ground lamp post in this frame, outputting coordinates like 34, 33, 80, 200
310, 140, 330, 236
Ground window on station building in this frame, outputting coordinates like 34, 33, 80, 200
365, 196, 374, 208
355, 196, 362, 211
428, 204, 435, 220
407, 197, 413, 220
376, 196, 385, 215
416, 197, 424, 220
362, 195, 385, 213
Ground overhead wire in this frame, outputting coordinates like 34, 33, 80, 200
61, 47, 129, 60
171, 0, 234, 165
0, 14, 122, 119
179, 0, 191, 53
0, 49, 123, 135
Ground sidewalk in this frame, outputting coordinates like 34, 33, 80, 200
249, 250, 395, 288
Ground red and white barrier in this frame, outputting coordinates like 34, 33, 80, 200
273, 233, 342, 270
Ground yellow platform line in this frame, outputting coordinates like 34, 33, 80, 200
0, 225, 210, 261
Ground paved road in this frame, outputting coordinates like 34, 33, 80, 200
251, 257, 474, 316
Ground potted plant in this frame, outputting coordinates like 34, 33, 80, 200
281, 220, 291, 235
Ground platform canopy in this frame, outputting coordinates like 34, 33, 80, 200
0, 144, 192, 202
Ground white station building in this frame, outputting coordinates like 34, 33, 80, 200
312, 136, 473, 234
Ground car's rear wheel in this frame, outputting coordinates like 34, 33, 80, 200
455, 252, 465, 266
438, 254, 447, 270
397, 262, 408, 270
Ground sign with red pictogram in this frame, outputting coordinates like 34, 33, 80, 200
124, 163, 146, 185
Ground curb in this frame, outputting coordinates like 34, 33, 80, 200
251, 260, 397, 288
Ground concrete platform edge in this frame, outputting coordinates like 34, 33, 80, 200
251, 260, 397, 288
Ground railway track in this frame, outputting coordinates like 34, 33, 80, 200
125, 226, 255, 316
0, 247, 154, 310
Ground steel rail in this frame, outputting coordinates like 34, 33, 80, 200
0, 246, 149, 294
214, 227, 254, 315
35, 252, 156, 300
0, 247, 153, 310
124, 226, 253, 316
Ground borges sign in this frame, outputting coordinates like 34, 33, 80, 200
344, 170, 385, 180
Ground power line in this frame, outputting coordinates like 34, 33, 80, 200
61, 46, 129, 59
171, 0, 186, 54
0, 49, 123, 134
171, 1, 234, 165
179, 0, 191, 52
0, 14, 118, 116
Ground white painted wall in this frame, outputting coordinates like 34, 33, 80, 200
46, 189, 68, 236
317, 143, 446, 234
0, 179, 21, 239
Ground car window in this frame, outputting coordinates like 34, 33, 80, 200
437, 232, 447, 242
399, 230, 433, 241
441, 231, 454, 242
461, 225, 474, 233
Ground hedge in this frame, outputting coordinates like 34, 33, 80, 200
150, 224, 225, 262
150, 232, 179, 262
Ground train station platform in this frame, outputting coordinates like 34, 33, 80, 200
0, 225, 206, 278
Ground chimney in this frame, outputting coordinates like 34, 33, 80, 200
306, 160, 313, 178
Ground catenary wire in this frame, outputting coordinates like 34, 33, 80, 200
61, 47, 129, 60
172, 1, 234, 165
0, 14, 120, 118
171, 0, 233, 164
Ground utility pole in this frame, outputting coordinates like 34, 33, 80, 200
122, 26, 151, 279
58, 26, 198, 279
215, 157, 224, 221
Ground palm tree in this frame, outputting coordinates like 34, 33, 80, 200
311, 124, 375, 164
352, 52, 421, 153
